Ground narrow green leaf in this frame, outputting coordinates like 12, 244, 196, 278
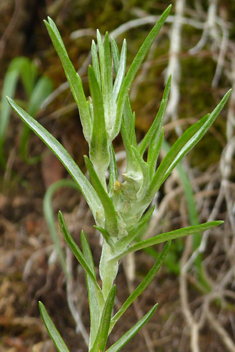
44, 18, 92, 142
123, 99, 137, 148
148, 128, 164, 179
90, 286, 116, 352
80, 231, 102, 349
110, 242, 170, 330
120, 119, 136, 171
58, 211, 104, 306
39, 301, 70, 352
88, 65, 109, 179
139, 75, 171, 157
7, 98, 102, 219
111, 221, 223, 261
107, 304, 158, 352
91, 40, 101, 89
113, 5, 172, 139
0, 70, 19, 167
113, 39, 127, 101
145, 89, 231, 202
110, 37, 120, 73
97, 29, 105, 90
84, 156, 119, 238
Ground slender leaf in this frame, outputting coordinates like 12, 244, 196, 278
91, 40, 101, 89
0, 70, 19, 167
110, 37, 120, 73
113, 39, 127, 101
39, 301, 70, 352
110, 221, 223, 261
44, 18, 92, 142
144, 89, 231, 203
58, 210, 104, 307
113, 5, 172, 139
88, 65, 109, 178
148, 128, 164, 179
84, 156, 119, 237
90, 286, 116, 352
139, 75, 171, 157
110, 242, 170, 330
107, 304, 158, 352
7, 97, 102, 219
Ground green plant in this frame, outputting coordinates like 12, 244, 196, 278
7, 5, 231, 352
0, 56, 53, 168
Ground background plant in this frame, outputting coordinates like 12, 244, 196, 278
0, 56, 53, 168
4, 2, 232, 352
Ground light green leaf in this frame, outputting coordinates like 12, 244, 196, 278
90, 286, 116, 352
113, 39, 127, 101
58, 211, 103, 297
138, 75, 171, 157
7, 97, 102, 218
106, 304, 158, 352
113, 5, 172, 139
144, 89, 231, 202
84, 156, 119, 238
110, 242, 170, 330
44, 18, 92, 142
111, 221, 223, 261
91, 40, 101, 89
88, 65, 109, 179
0, 70, 19, 167
39, 301, 70, 352
148, 128, 164, 179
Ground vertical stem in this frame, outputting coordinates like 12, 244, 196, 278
99, 241, 118, 298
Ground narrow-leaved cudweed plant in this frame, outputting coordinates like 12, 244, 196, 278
7, 5, 231, 352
